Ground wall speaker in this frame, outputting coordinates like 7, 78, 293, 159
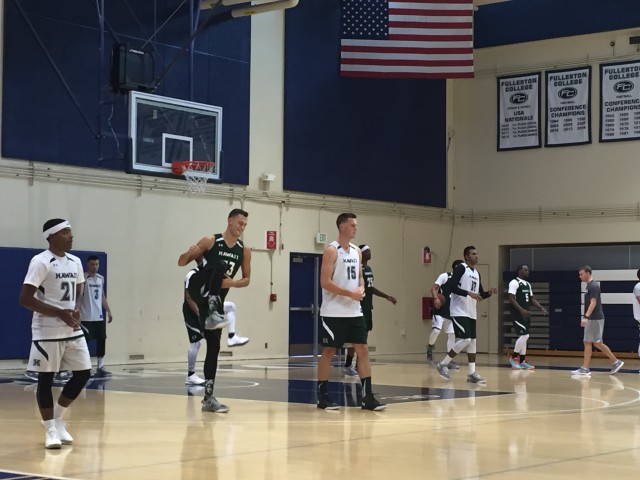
110, 43, 155, 94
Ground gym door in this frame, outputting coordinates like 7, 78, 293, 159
288, 253, 322, 356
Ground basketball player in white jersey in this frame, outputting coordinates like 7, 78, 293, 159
79, 255, 114, 377
435, 246, 497, 384
428, 259, 463, 366
316, 213, 386, 411
19, 219, 92, 449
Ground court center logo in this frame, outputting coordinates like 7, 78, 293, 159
613, 81, 634, 93
510, 93, 528, 104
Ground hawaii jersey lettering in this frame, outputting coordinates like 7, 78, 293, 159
203, 234, 244, 300
55, 272, 77, 279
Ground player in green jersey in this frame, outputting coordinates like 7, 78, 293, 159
342, 244, 397, 376
507, 265, 547, 370
178, 208, 252, 413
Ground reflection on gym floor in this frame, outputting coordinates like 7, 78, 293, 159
0, 354, 639, 479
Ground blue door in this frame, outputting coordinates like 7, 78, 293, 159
288, 253, 322, 356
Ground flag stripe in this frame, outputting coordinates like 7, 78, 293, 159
389, 34, 472, 41
341, 39, 472, 50
341, 64, 474, 72
342, 58, 474, 67
390, 0, 474, 4
390, 26, 472, 35
340, 0, 474, 79
390, 14, 471, 22
390, 2, 474, 10
342, 52, 473, 61
390, 21, 472, 29
390, 8, 472, 16
343, 47, 472, 55
341, 71, 474, 79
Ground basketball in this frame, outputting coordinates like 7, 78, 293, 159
436, 293, 446, 305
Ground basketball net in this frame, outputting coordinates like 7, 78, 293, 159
180, 162, 216, 194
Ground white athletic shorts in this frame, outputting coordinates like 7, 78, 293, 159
432, 315, 454, 334
28, 336, 91, 372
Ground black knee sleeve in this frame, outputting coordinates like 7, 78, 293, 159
203, 329, 222, 380
61, 369, 91, 400
37, 372, 55, 409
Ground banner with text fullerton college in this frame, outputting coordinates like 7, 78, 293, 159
600, 60, 640, 142
497, 73, 541, 151
545, 67, 591, 147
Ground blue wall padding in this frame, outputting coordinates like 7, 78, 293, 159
0, 247, 106, 360
283, 0, 447, 207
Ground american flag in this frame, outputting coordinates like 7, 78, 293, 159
340, 0, 474, 79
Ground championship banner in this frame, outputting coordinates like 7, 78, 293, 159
497, 73, 541, 151
600, 60, 640, 142
545, 67, 591, 147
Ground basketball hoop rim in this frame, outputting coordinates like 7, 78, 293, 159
171, 160, 215, 176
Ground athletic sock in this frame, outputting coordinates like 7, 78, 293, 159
520, 355, 526, 363
318, 380, 328, 394
188, 370, 195, 377
361, 377, 373, 395
204, 379, 214, 400
344, 355, 354, 368
468, 362, 476, 375
228, 333, 235, 339
54, 403, 68, 420
427, 344, 434, 354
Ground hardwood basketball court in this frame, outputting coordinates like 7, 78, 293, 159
0, 354, 639, 479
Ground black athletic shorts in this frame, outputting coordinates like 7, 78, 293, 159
451, 316, 476, 339
320, 316, 368, 348
81, 321, 106, 341
511, 313, 530, 335
362, 308, 373, 332
183, 303, 204, 343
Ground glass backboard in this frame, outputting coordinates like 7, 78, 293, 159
129, 91, 222, 180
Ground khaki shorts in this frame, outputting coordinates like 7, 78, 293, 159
583, 319, 604, 343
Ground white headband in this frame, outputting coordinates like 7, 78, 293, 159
360, 245, 370, 253
43, 220, 71, 240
